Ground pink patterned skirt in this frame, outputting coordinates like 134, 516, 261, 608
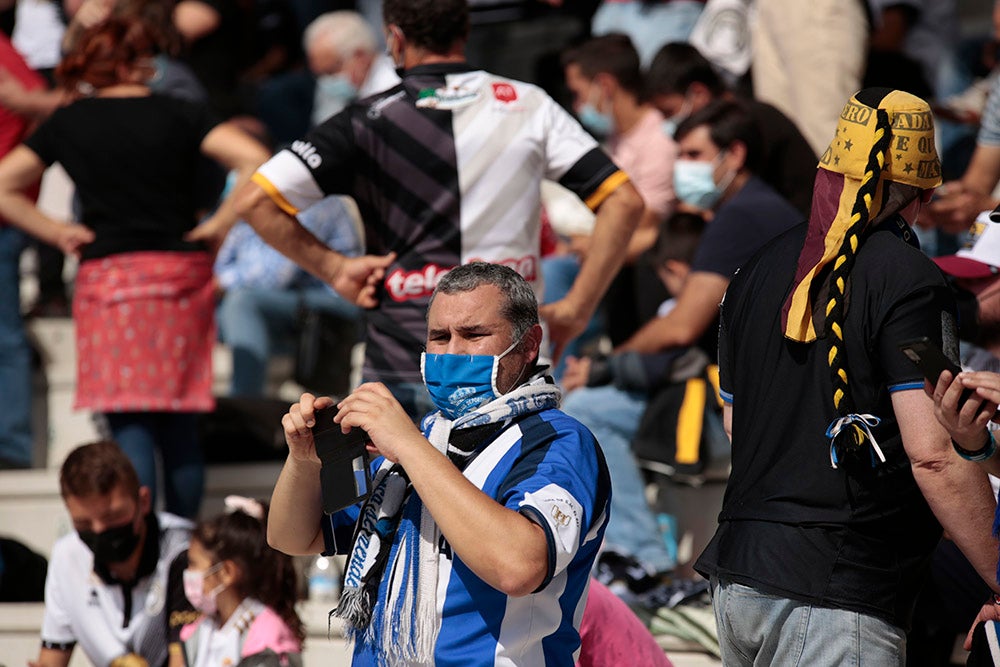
73, 251, 216, 413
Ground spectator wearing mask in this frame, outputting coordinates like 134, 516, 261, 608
175, 497, 303, 667
647, 42, 816, 215
35, 441, 193, 667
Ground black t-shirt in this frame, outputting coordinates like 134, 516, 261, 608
696, 221, 958, 627
691, 175, 804, 279
25, 94, 218, 260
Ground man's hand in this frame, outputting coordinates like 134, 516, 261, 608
281, 392, 336, 465
334, 383, 424, 463
561, 355, 591, 393
52, 223, 94, 256
926, 181, 996, 233
331, 252, 396, 308
966, 601, 1000, 650
928, 370, 998, 452
539, 298, 591, 364
184, 215, 230, 256
959, 370, 1000, 407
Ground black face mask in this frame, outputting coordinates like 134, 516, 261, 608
79, 519, 141, 565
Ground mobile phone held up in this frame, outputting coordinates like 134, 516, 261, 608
311, 405, 372, 514
897, 337, 973, 403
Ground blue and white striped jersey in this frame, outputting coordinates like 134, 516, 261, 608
321, 408, 611, 666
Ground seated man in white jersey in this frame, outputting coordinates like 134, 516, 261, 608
34, 441, 193, 667
269, 262, 612, 666
236, 0, 643, 419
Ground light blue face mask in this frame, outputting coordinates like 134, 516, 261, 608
578, 102, 614, 138
420, 337, 522, 420
313, 74, 357, 124
661, 97, 692, 139
674, 154, 732, 210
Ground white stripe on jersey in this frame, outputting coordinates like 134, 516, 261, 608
495, 565, 568, 665
255, 150, 325, 212
462, 423, 525, 487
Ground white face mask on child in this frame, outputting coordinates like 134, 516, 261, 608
183, 562, 226, 615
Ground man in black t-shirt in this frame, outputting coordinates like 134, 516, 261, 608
561, 101, 801, 595
695, 89, 999, 665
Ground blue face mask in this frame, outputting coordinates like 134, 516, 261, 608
674, 155, 731, 210
579, 103, 614, 137
313, 74, 357, 124
661, 97, 692, 139
420, 337, 522, 420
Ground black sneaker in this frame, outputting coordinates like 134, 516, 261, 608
595, 551, 667, 596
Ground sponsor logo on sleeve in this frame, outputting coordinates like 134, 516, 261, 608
290, 140, 322, 169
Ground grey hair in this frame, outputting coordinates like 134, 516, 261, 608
429, 262, 539, 343
303, 11, 377, 58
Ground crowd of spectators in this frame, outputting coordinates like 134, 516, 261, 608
4, 0, 1000, 665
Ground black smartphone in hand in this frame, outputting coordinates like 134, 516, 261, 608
897, 337, 974, 404
311, 405, 372, 514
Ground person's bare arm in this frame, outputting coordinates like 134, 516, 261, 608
932, 370, 1000, 477
267, 393, 332, 555
0, 146, 94, 253
29, 647, 72, 667
235, 181, 395, 307
0, 69, 67, 121
184, 122, 271, 252
927, 144, 1000, 232
334, 384, 549, 595
892, 389, 1000, 591
723, 403, 732, 442
616, 271, 729, 354
540, 181, 643, 361
173, 0, 221, 42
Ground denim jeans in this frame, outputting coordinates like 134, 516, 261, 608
711, 578, 906, 666
541, 254, 604, 382
561, 385, 674, 573
592, 0, 704, 65
104, 412, 203, 519
0, 226, 32, 467
217, 286, 359, 397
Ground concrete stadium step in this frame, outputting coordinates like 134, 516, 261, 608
0, 462, 284, 559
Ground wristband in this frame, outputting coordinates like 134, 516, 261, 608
994, 593, 1000, 606
952, 430, 997, 462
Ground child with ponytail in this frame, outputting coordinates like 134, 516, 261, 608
171, 496, 303, 667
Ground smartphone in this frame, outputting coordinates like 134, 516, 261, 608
897, 337, 961, 385
311, 406, 372, 514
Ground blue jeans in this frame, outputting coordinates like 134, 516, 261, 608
217, 286, 359, 397
592, 0, 704, 65
712, 578, 906, 666
0, 226, 32, 467
541, 254, 604, 382
104, 412, 203, 519
561, 385, 674, 573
